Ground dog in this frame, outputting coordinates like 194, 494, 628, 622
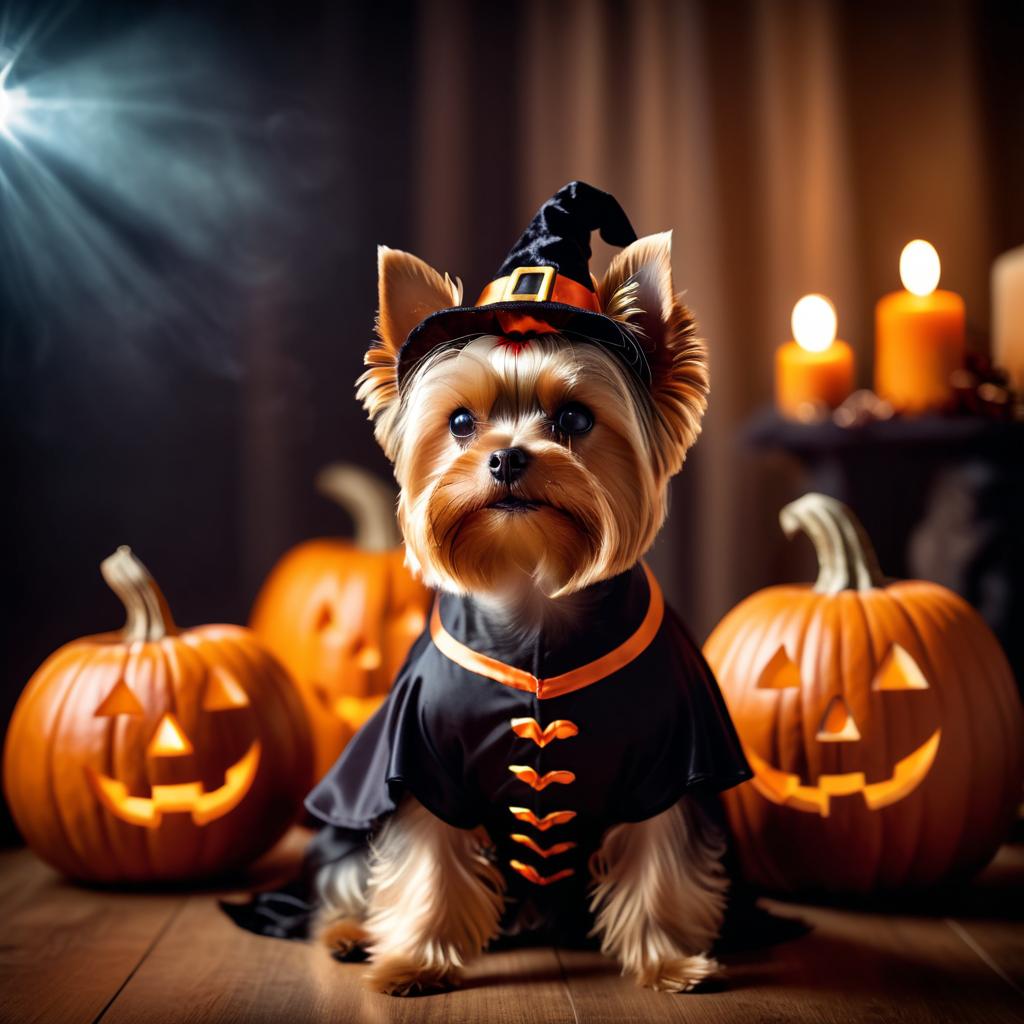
298, 183, 751, 994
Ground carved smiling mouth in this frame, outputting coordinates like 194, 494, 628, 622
87, 741, 261, 828
744, 729, 941, 818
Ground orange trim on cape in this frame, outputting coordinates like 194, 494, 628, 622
508, 807, 577, 831
508, 766, 576, 791
429, 563, 664, 700
509, 834, 577, 859
509, 860, 575, 886
510, 718, 579, 747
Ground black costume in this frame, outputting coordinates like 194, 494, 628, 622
226, 563, 750, 942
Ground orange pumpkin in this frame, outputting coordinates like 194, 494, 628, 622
705, 493, 1022, 894
250, 465, 432, 779
3, 547, 313, 883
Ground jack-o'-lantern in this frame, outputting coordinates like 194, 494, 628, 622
3, 547, 312, 883
250, 464, 433, 779
705, 493, 1022, 894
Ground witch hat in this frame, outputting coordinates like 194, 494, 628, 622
397, 181, 652, 387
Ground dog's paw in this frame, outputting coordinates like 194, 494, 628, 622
314, 917, 367, 959
636, 953, 720, 993
363, 956, 460, 996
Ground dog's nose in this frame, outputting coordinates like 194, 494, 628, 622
489, 448, 529, 485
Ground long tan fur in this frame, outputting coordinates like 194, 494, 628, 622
356, 246, 462, 459
389, 335, 665, 598
589, 799, 728, 992
360, 797, 505, 994
599, 232, 709, 479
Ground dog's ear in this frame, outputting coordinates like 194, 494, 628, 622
357, 246, 462, 429
598, 231, 708, 472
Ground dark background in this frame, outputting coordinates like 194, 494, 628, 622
2, 0, 1023, 841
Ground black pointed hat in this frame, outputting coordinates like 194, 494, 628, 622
397, 181, 651, 388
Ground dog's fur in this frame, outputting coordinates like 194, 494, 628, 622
317, 232, 726, 994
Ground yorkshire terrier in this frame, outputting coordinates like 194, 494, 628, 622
299, 183, 750, 995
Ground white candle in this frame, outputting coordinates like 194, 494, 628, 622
992, 245, 1024, 393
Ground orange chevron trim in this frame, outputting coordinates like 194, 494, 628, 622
509, 834, 577, 859
509, 860, 575, 886
430, 563, 663, 699
510, 718, 579, 747
508, 766, 575, 791
508, 807, 577, 831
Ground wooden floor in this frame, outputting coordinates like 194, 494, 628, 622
1, 828, 1021, 1024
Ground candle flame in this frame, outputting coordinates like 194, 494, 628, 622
900, 240, 940, 297
792, 294, 837, 353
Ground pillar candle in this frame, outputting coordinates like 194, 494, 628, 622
775, 295, 855, 420
992, 244, 1024, 393
875, 240, 965, 414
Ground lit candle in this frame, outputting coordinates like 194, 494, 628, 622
875, 240, 965, 414
992, 244, 1024, 393
775, 294, 855, 421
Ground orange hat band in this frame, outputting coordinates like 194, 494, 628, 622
476, 266, 601, 314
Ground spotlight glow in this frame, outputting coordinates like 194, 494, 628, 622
0, 12, 331, 378
791, 294, 838, 353
0, 62, 26, 133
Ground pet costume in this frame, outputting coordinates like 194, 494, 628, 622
225, 182, 751, 943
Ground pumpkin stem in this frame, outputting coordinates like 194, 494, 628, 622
315, 464, 401, 552
100, 546, 178, 642
779, 493, 884, 594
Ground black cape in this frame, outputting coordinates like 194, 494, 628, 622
224, 563, 750, 942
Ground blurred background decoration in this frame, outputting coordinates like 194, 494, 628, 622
2, 0, 1022, 841
249, 464, 432, 780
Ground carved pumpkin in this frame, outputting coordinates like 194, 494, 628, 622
3, 547, 312, 883
705, 493, 1022, 894
249, 465, 432, 779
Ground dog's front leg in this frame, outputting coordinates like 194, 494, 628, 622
589, 798, 728, 992
361, 796, 505, 995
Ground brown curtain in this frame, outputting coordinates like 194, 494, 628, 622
409, 0, 1012, 638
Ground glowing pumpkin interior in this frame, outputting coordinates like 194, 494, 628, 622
86, 664, 261, 829
745, 642, 940, 817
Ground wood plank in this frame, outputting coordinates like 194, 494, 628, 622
99, 824, 576, 1022
944, 843, 1024, 995
556, 893, 1024, 1024
4, 827, 1020, 1023
0, 849, 184, 1024
103, 894, 576, 1024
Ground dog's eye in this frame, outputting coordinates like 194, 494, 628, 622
449, 408, 476, 438
554, 403, 594, 436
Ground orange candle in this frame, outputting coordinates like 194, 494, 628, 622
775, 294, 855, 420
875, 240, 965, 414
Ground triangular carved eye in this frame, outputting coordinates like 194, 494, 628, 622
756, 645, 801, 689
95, 679, 145, 716
203, 668, 250, 710
872, 644, 929, 691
